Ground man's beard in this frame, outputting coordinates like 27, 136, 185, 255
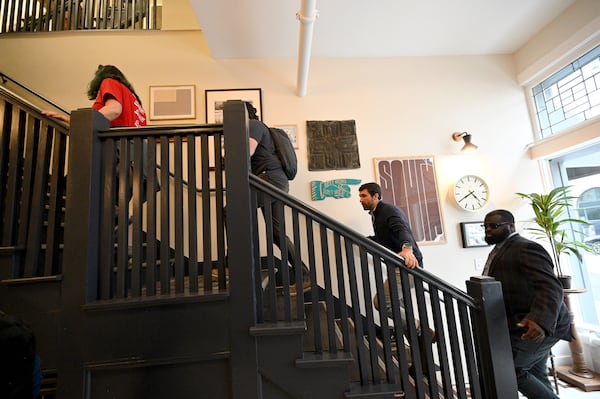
485, 230, 510, 245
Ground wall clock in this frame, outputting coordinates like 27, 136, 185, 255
453, 175, 489, 211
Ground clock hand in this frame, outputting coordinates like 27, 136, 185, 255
459, 190, 475, 202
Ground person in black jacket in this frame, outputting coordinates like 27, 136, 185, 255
483, 209, 571, 399
358, 182, 422, 268
244, 102, 309, 291
358, 182, 434, 381
358, 182, 427, 327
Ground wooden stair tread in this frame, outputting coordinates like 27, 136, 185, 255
250, 321, 306, 336
345, 382, 405, 398
295, 352, 354, 368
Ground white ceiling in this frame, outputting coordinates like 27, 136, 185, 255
190, 0, 576, 59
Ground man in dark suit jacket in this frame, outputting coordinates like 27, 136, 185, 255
358, 182, 422, 268
358, 182, 428, 330
483, 209, 571, 399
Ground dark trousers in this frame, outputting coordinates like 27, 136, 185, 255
224, 173, 307, 283
255, 174, 307, 282
511, 333, 560, 399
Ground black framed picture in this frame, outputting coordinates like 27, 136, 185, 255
205, 88, 262, 124
460, 222, 488, 248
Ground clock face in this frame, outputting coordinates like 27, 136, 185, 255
453, 175, 489, 211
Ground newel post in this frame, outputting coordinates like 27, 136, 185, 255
223, 100, 261, 399
63, 108, 108, 301
59, 108, 109, 397
466, 276, 519, 399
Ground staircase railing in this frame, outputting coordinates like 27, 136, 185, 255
1, 73, 69, 114
64, 101, 522, 398
78, 122, 228, 300
0, 0, 158, 33
0, 82, 68, 279
219, 100, 518, 398
248, 172, 520, 398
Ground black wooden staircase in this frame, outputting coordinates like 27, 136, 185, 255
0, 80, 519, 399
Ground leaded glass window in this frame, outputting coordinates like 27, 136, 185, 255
532, 45, 600, 138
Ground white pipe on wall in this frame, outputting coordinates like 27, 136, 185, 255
296, 0, 318, 97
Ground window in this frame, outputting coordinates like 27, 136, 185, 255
577, 187, 600, 247
531, 44, 600, 138
549, 143, 600, 329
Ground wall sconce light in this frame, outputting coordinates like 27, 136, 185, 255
452, 132, 478, 153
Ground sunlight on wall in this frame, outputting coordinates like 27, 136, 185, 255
160, 0, 200, 30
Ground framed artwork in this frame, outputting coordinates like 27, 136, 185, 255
374, 156, 446, 245
460, 222, 488, 248
149, 85, 196, 120
205, 88, 262, 124
307, 120, 360, 170
274, 125, 299, 149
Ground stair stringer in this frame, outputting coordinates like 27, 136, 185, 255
251, 321, 353, 399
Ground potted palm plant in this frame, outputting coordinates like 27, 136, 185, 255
516, 186, 596, 289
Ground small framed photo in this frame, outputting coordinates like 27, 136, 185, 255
460, 222, 488, 248
274, 125, 298, 149
149, 85, 196, 120
205, 88, 262, 124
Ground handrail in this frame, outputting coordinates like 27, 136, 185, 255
0, 86, 68, 132
247, 171, 514, 395
249, 174, 477, 306
0, 72, 70, 115
0, 84, 69, 277
102, 124, 224, 137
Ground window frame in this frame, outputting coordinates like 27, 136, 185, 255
548, 144, 600, 330
524, 40, 600, 144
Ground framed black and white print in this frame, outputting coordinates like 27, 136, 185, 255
205, 88, 262, 124
460, 222, 488, 248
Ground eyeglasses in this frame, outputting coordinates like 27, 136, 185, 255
481, 222, 509, 229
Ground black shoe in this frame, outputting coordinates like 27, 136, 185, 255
375, 326, 396, 343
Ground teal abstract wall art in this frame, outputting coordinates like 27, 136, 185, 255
311, 179, 362, 200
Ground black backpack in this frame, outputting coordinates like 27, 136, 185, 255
269, 127, 297, 180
